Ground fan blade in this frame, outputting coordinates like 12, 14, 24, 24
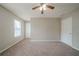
32, 6, 40, 10
46, 5, 55, 9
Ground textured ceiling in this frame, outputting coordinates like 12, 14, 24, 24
1, 3, 79, 20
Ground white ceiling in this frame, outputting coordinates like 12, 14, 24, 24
1, 3, 79, 20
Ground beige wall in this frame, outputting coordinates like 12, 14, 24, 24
72, 8, 79, 50
31, 17, 61, 41
61, 17, 72, 46
61, 8, 79, 50
0, 6, 24, 53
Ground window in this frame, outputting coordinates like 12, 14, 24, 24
14, 20, 21, 37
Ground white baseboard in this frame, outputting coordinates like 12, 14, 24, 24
72, 46, 79, 51
0, 39, 24, 53
61, 41, 79, 51
30, 40, 61, 42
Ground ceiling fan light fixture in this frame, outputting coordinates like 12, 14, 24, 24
39, 4, 46, 11
39, 7, 43, 11
42, 4, 46, 8
43, 4, 46, 10
43, 7, 46, 10
32, 3, 55, 14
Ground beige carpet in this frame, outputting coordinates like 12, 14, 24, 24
0, 39, 79, 56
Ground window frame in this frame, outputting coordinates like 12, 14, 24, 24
14, 20, 21, 37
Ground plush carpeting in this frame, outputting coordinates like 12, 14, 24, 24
0, 39, 79, 56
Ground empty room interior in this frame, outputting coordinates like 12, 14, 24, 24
0, 3, 79, 56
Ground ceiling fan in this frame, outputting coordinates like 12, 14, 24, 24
32, 3, 55, 14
